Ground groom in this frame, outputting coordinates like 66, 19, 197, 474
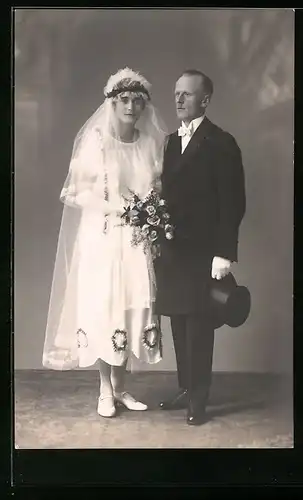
155, 69, 246, 425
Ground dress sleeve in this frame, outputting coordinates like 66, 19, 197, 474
60, 130, 123, 214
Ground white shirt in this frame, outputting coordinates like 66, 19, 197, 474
180, 115, 205, 154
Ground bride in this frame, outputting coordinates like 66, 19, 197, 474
42, 67, 167, 418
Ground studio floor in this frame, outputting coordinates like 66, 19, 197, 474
14, 370, 293, 449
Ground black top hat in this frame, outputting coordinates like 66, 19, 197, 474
210, 273, 251, 330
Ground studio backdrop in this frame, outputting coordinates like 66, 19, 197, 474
14, 9, 294, 372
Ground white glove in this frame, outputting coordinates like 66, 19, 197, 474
211, 256, 232, 280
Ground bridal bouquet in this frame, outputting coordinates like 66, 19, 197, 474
121, 189, 174, 256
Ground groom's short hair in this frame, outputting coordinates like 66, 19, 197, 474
179, 69, 214, 98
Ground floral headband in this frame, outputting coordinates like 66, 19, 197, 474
105, 82, 150, 100
104, 67, 151, 101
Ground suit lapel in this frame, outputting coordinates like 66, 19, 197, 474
165, 117, 214, 185
169, 131, 182, 156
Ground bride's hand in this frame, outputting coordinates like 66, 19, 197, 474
103, 200, 124, 216
75, 190, 123, 215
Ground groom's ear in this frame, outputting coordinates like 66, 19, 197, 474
201, 94, 210, 108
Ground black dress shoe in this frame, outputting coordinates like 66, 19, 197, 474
186, 398, 208, 426
159, 389, 188, 410
187, 412, 208, 426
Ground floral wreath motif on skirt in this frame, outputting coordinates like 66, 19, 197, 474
111, 329, 128, 352
77, 328, 88, 348
110, 323, 162, 354
142, 322, 162, 351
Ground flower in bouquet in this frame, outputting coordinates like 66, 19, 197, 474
164, 223, 174, 240
141, 224, 150, 236
129, 197, 139, 209
146, 205, 156, 216
128, 209, 141, 226
149, 230, 159, 242
165, 232, 174, 240
121, 188, 175, 254
147, 215, 161, 226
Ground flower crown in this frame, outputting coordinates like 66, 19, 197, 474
104, 67, 151, 100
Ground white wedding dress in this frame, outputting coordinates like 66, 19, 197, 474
43, 131, 162, 370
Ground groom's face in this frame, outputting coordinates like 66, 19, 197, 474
175, 74, 207, 124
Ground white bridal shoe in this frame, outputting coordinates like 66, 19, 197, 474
97, 396, 116, 418
114, 391, 148, 411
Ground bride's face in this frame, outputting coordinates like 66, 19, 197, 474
113, 92, 145, 125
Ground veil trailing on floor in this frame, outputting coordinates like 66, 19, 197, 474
42, 67, 167, 370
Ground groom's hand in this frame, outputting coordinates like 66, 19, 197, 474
211, 256, 231, 280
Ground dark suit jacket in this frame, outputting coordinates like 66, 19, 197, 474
154, 117, 246, 316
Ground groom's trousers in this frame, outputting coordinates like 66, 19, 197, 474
170, 312, 215, 404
